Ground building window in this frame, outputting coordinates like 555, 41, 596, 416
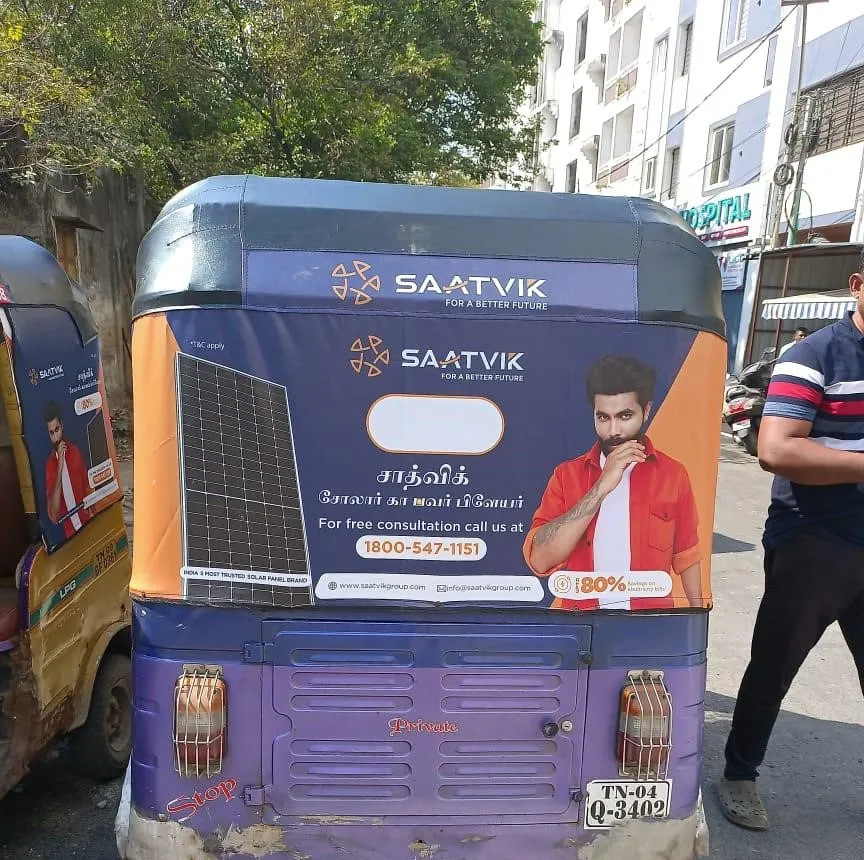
606, 29, 622, 85
621, 12, 643, 70
807, 67, 864, 156
53, 219, 80, 281
604, 0, 625, 22
678, 20, 693, 77
612, 106, 635, 160
575, 12, 589, 67
599, 118, 614, 166
643, 156, 657, 195
537, 58, 547, 105
707, 122, 735, 187
764, 35, 778, 86
598, 107, 635, 168
653, 36, 668, 76
604, 11, 643, 101
566, 160, 579, 193
663, 147, 681, 201
722, 0, 746, 51
570, 89, 583, 139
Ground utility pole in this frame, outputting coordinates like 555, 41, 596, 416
786, 94, 815, 245
781, 0, 829, 246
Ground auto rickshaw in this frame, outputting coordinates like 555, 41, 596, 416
119, 176, 723, 859
0, 236, 132, 801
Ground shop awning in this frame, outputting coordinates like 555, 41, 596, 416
761, 291, 856, 320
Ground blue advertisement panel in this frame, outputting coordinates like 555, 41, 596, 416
245, 251, 637, 321
9, 307, 122, 552
150, 251, 721, 612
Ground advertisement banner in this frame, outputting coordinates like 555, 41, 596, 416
9, 306, 122, 552
132, 252, 724, 612
716, 248, 747, 291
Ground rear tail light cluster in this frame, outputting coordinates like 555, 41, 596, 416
173, 664, 226, 778
616, 670, 672, 780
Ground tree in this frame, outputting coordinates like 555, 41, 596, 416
0, 0, 542, 200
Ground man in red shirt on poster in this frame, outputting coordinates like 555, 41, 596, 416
44, 400, 92, 538
523, 355, 703, 610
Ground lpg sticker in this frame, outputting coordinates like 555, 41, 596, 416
166, 778, 238, 819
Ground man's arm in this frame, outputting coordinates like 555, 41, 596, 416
68, 445, 93, 513
46, 455, 63, 523
529, 482, 605, 576
670, 462, 702, 606
678, 562, 702, 606
529, 441, 647, 575
759, 345, 864, 484
759, 417, 864, 484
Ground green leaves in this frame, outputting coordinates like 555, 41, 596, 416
0, 0, 542, 200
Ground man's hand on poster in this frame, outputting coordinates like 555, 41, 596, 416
46, 441, 66, 524
596, 440, 646, 497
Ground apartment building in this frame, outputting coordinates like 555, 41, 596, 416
514, 0, 864, 370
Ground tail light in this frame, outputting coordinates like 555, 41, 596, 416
616, 670, 672, 780
173, 664, 226, 778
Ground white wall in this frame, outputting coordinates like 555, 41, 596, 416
799, 2, 863, 42
796, 142, 864, 230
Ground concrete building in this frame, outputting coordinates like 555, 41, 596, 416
0, 169, 152, 407
516, 0, 864, 371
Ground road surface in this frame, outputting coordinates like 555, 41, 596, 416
2, 442, 863, 858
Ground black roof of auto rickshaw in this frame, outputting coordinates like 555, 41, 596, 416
135, 175, 725, 337
0, 235, 97, 342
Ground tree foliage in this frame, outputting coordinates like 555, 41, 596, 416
0, 0, 542, 200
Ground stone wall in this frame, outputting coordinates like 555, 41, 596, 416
0, 169, 154, 411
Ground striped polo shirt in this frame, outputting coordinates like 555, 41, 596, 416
762, 312, 864, 549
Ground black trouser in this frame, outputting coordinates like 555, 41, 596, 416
724, 529, 864, 781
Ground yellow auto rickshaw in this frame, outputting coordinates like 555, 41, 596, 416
0, 235, 132, 800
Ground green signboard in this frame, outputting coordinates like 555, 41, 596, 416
679, 193, 751, 232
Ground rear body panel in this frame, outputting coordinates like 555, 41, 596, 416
261, 621, 590, 821
129, 603, 706, 857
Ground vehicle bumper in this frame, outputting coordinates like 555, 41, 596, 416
117, 789, 709, 860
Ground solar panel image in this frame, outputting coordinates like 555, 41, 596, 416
176, 353, 313, 608
87, 409, 110, 478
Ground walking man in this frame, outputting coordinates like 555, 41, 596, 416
719, 253, 864, 830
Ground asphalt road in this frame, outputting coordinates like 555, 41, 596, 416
2, 440, 863, 859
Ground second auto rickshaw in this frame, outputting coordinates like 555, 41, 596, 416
0, 235, 132, 799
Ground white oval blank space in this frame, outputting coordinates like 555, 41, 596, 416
367, 395, 504, 455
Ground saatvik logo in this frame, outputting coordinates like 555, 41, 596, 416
29, 365, 64, 386
350, 336, 391, 378
332, 260, 381, 306
349, 336, 525, 379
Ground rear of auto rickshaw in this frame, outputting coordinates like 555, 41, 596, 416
0, 236, 132, 800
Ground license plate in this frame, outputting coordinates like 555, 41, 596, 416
732, 419, 751, 431
583, 780, 672, 829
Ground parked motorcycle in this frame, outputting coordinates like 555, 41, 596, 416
723, 348, 775, 456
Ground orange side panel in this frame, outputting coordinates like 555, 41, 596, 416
130, 314, 182, 599
647, 330, 726, 609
